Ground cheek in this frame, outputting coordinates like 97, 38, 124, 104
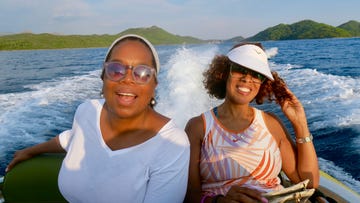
143, 82, 157, 98
102, 80, 114, 97
226, 78, 234, 89
253, 88, 260, 96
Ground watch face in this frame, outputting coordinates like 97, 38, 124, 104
297, 134, 313, 143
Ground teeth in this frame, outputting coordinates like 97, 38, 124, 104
238, 87, 250, 93
118, 92, 136, 96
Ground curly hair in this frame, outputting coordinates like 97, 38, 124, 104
203, 55, 292, 105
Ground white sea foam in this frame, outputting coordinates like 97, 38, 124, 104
266, 47, 278, 59
270, 63, 360, 131
319, 157, 360, 193
0, 69, 102, 159
156, 44, 221, 128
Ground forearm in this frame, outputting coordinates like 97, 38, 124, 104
293, 124, 319, 188
23, 136, 65, 155
7, 135, 65, 172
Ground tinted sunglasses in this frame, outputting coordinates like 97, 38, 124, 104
230, 63, 266, 84
103, 62, 156, 84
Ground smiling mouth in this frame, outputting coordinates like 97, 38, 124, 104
237, 86, 250, 93
117, 92, 136, 97
116, 92, 137, 104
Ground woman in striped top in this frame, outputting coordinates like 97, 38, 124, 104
184, 43, 319, 203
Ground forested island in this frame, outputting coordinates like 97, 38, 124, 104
0, 20, 359, 50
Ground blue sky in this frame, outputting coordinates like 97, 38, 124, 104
1, 0, 359, 39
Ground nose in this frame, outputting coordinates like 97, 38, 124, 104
239, 75, 253, 84
121, 68, 135, 83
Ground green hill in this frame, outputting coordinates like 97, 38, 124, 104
224, 36, 245, 43
0, 33, 114, 50
118, 26, 203, 44
246, 20, 356, 41
1, 20, 359, 50
0, 26, 204, 51
338, 20, 360, 36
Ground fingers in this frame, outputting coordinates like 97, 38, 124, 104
6, 160, 16, 172
281, 87, 298, 104
5, 155, 21, 172
5, 155, 20, 172
5, 150, 32, 172
225, 186, 268, 203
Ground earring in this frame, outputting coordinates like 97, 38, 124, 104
150, 98, 156, 106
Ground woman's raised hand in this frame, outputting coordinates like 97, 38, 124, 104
279, 87, 307, 127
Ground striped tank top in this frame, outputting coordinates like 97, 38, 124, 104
200, 108, 283, 195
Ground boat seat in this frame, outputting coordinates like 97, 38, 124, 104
2, 153, 67, 203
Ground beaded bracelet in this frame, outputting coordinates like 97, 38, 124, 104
296, 134, 313, 144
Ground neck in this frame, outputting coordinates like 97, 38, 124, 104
103, 104, 152, 133
215, 101, 255, 132
218, 101, 253, 120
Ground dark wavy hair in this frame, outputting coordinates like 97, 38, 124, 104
203, 43, 292, 105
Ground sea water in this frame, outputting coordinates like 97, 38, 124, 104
0, 37, 359, 193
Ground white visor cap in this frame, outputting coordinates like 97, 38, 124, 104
226, 44, 274, 81
104, 34, 160, 74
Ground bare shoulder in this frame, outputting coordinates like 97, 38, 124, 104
262, 111, 283, 127
185, 115, 203, 128
185, 115, 205, 141
262, 111, 289, 142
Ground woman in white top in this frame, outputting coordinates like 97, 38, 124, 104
6, 34, 190, 203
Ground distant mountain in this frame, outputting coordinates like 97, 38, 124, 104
119, 26, 204, 44
1, 20, 359, 50
0, 26, 205, 51
244, 20, 358, 41
223, 36, 245, 43
338, 20, 360, 36
0, 32, 13, 36
0, 33, 115, 50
